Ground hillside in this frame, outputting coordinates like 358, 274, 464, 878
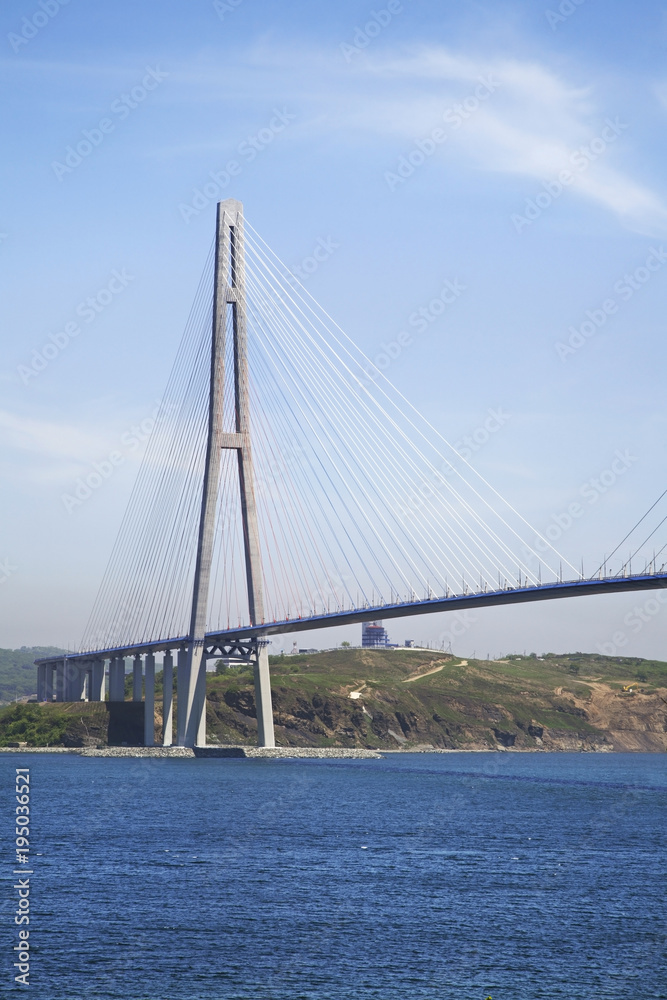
0, 648, 665, 750
0, 646, 65, 704
206, 649, 667, 751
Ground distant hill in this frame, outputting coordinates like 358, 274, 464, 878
0, 647, 65, 704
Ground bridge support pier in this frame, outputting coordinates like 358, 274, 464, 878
44, 664, 53, 702
176, 648, 188, 745
83, 666, 92, 701
90, 660, 105, 702
66, 663, 85, 702
132, 655, 143, 701
177, 644, 207, 747
254, 641, 275, 748
108, 657, 125, 701
37, 664, 46, 702
162, 651, 173, 746
144, 653, 155, 747
54, 660, 66, 701
180, 643, 207, 747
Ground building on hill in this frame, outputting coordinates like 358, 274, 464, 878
362, 621, 390, 648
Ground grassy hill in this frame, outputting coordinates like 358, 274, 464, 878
0, 647, 65, 704
205, 648, 667, 751
1, 648, 665, 749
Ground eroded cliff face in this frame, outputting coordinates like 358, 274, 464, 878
204, 650, 667, 751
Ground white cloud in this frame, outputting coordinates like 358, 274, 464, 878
335, 47, 667, 234
0, 409, 142, 485
214, 43, 663, 236
18, 42, 666, 234
0, 409, 105, 462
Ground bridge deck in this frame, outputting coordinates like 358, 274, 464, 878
35, 572, 667, 666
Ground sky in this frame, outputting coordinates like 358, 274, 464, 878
2, 0, 667, 659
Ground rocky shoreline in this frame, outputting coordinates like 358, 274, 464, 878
0, 745, 384, 759
0, 743, 629, 757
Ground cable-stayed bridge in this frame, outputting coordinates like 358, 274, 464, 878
36, 199, 667, 747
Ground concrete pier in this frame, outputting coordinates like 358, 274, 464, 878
44, 664, 53, 702
176, 647, 188, 746
254, 642, 275, 748
144, 653, 155, 747
55, 660, 66, 701
91, 660, 105, 702
162, 651, 173, 747
65, 663, 85, 702
108, 657, 125, 702
37, 664, 46, 702
133, 655, 143, 702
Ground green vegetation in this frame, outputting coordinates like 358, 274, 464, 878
0, 703, 70, 746
1, 648, 665, 750
0, 647, 65, 704
0, 701, 140, 747
203, 648, 667, 750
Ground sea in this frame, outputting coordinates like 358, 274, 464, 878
2, 751, 665, 1000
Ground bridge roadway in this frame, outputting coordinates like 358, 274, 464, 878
37, 571, 667, 665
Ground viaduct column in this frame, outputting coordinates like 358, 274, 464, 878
132, 655, 143, 701
65, 662, 85, 702
54, 660, 66, 702
162, 651, 173, 747
44, 664, 54, 703
90, 660, 106, 702
37, 665, 46, 702
177, 647, 189, 745
144, 652, 155, 747
108, 657, 125, 701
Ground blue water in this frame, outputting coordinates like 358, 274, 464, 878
2, 752, 665, 1000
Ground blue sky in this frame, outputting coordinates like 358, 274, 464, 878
2, 0, 667, 658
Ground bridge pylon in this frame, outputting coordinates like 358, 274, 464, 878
178, 199, 275, 748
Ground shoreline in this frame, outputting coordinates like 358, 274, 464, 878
0, 743, 649, 757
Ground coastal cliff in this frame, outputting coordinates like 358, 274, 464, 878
205, 649, 667, 752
